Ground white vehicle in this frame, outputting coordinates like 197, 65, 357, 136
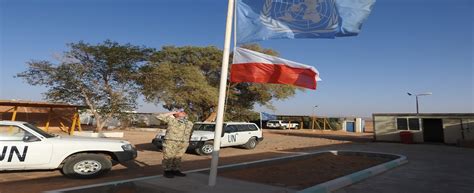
0, 121, 137, 179
152, 122, 263, 155
266, 120, 300, 129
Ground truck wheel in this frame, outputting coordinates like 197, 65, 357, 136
61, 153, 112, 179
243, 137, 258, 149
195, 141, 214, 156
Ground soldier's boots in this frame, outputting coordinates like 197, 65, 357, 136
163, 170, 186, 178
164, 170, 174, 178
173, 170, 186, 177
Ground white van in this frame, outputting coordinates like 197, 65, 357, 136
0, 121, 137, 178
152, 122, 263, 155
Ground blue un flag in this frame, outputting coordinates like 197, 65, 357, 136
236, 0, 376, 44
261, 112, 277, 121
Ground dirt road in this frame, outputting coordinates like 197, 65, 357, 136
0, 129, 372, 193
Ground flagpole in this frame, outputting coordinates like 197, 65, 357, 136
208, 0, 235, 187
233, 0, 237, 50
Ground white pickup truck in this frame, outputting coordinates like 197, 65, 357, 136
266, 120, 300, 129
0, 121, 137, 178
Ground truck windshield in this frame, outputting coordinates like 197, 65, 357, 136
192, 124, 216, 131
24, 123, 55, 138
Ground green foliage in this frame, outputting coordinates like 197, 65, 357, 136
16, 40, 154, 132
313, 118, 342, 130
17, 40, 300, 126
138, 46, 221, 121
328, 118, 342, 130
138, 44, 300, 122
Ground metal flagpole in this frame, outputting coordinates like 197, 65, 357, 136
208, 0, 235, 187
233, 0, 237, 50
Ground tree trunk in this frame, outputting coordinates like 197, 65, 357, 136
94, 113, 114, 133
92, 113, 105, 133
79, 88, 106, 132
94, 118, 102, 133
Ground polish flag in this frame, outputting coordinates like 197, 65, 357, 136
230, 47, 321, 90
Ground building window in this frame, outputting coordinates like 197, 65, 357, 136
397, 118, 421, 131
397, 118, 408, 130
408, 118, 420, 130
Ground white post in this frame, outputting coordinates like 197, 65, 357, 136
208, 0, 235, 187
355, 118, 362, 133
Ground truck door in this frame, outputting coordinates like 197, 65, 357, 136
0, 125, 52, 169
221, 125, 240, 147
234, 125, 254, 145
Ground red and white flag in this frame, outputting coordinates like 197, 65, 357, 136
230, 47, 321, 90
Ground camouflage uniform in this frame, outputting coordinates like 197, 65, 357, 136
156, 114, 193, 171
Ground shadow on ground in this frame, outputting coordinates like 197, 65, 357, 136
135, 143, 160, 152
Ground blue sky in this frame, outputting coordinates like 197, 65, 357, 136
1, 0, 473, 117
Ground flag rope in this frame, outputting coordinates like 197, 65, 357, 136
233, 0, 237, 50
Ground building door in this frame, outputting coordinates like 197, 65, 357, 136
346, 122, 355, 132
422, 119, 444, 143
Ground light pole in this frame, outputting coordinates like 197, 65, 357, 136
407, 92, 432, 114
312, 105, 318, 129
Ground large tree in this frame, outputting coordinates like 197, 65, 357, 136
138, 44, 299, 121
17, 40, 154, 132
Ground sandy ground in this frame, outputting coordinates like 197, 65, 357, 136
0, 129, 373, 193
219, 154, 389, 190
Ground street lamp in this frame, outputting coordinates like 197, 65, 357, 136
311, 105, 318, 129
407, 92, 432, 114
312, 105, 318, 116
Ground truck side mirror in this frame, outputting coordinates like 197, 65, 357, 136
220, 124, 228, 137
23, 135, 39, 142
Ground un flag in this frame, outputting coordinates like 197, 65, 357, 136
236, 0, 376, 44
261, 112, 277, 121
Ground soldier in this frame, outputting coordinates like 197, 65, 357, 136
156, 111, 193, 178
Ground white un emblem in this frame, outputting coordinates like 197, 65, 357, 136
260, 0, 339, 35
